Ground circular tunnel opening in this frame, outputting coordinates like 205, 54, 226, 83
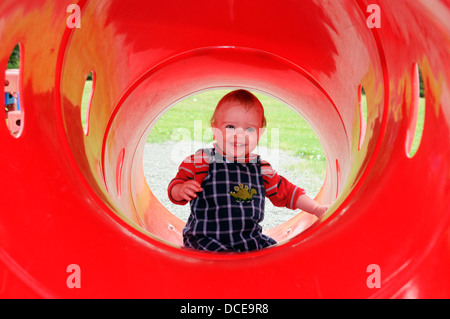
58, 0, 387, 253
59, 45, 386, 251
96, 47, 361, 249
144, 89, 327, 234
58, 45, 387, 255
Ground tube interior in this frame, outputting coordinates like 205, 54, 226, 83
59, 1, 385, 247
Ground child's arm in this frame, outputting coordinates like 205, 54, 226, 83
262, 160, 330, 218
168, 149, 209, 205
170, 180, 203, 203
294, 194, 331, 219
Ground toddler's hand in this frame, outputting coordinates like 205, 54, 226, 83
172, 180, 203, 202
312, 204, 332, 219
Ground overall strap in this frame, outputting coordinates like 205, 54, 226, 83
192, 148, 213, 185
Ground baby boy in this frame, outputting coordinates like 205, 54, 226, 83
168, 89, 330, 252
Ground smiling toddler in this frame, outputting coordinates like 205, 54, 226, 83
168, 89, 330, 252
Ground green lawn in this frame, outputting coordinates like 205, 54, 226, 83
81, 80, 92, 133
147, 89, 328, 178
410, 98, 426, 157
148, 89, 325, 159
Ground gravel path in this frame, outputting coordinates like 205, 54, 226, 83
143, 141, 324, 229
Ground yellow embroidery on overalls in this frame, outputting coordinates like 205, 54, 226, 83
229, 183, 257, 203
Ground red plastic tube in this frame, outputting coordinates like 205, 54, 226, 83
0, 0, 449, 298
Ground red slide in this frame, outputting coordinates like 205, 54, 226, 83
1, 0, 449, 298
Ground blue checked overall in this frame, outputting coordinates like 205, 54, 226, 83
183, 148, 277, 252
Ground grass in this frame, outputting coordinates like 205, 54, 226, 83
410, 98, 426, 157
81, 80, 93, 133
148, 89, 325, 160
147, 89, 328, 180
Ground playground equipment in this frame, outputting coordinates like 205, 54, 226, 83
4, 69, 22, 135
0, 0, 449, 298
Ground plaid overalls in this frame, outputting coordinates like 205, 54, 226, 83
183, 148, 277, 252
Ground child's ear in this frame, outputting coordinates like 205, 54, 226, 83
258, 128, 266, 138
211, 126, 220, 141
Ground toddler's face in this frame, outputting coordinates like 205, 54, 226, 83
212, 104, 264, 158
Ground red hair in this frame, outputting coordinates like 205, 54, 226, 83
210, 89, 267, 127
